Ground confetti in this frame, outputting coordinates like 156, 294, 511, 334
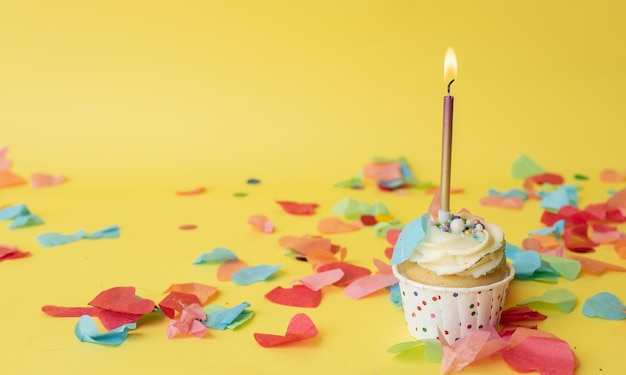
166, 303, 208, 339
75, 315, 136, 346
163, 283, 218, 304
390, 214, 428, 265
193, 247, 238, 264
294, 268, 344, 291
517, 288, 576, 313
265, 285, 322, 307
0, 245, 30, 261
567, 254, 626, 275
31, 173, 65, 188
89, 286, 156, 315
176, 187, 206, 196
499, 306, 548, 324
254, 313, 318, 348
231, 264, 281, 286
203, 302, 252, 330
343, 274, 398, 299
248, 214, 274, 233
387, 339, 443, 363
276, 201, 318, 215
440, 326, 508, 375
217, 259, 248, 281
317, 217, 362, 234
599, 168, 625, 183
582, 292, 626, 320
158, 292, 202, 319
510, 154, 544, 179
316, 262, 371, 286
179, 224, 197, 230
501, 334, 577, 375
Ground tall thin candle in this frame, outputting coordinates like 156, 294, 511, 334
439, 47, 457, 223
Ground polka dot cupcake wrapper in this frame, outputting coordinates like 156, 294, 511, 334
392, 264, 515, 345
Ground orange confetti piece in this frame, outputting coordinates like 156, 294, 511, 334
31, 173, 65, 188
217, 259, 248, 281
615, 240, 626, 259
164, 283, 218, 304
317, 217, 362, 234
600, 168, 625, 183
305, 249, 340, 270
0, 170, 26, 188
248, 214, 274, 233
363, 161, 402, 182
568, 255, 626, 274
278, 235, 335, 256
176, 187, 206, 196
479, 195, 524, 209
425, 186, 465, 194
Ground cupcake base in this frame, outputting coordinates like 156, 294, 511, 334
392, 263, 514, 344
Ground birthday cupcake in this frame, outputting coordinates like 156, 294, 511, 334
391, 211, 514, 344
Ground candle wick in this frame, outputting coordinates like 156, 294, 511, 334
447, 79, 455, 96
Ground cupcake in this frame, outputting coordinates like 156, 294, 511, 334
391, 211, 514, 344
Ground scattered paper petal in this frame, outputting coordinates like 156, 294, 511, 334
0, 245, 30, 261
179, 224, 197, 230
253, 313, 318, 348
294, 268, 344, 291
479, 195, 525, 209
0, 204, 31, 220
387, 339, 443, 363
501, 335, 577, 375
248, 214, 274, 233
37, 230, 86, 247
42, 305, 143, 330
600, 168, 625, 183
563, 223, 597, 252
193, 247, 238, 264
176, 187, 206, 196
343, 274, 398, 299
517, 288, 576, 313
276, 201, 318, 215
499, 306, 548, 324
0, 146, 10, 170
540, 186, 579, 211
505, 243, 542, 277
75, 315, 135, 345
31, 173, 65, 188
568, 254, 626, 275
164, 283, 217, 305
9, 214, 44, 229
204, 302, 252, 330
231, 264, 281, 285
158, 292, 202, 319
539, 254, 581, 280
440, 327, 508, 375
247, 178, 261, 184
0, 170, 26, 188
582, 292, 626, 320
85, 225, 120, 239
265, 285, 322, 307
89, 286, 155, 315
316, 262, 371, 286
166, 303, 208, 339
317, 217, 362, 234
217, 259, 248, 281
511, 154, 544, 179
390, 214, 428, 265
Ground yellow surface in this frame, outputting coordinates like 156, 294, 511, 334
1, 1, 626, 374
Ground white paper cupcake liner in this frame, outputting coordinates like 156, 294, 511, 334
392, 263, 515, 344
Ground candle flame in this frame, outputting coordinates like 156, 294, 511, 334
444, 47, 457, 84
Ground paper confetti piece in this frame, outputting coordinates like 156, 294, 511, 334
343, 274, 398, 299
332, 197, 372, 219
390, 214, 428, 265
217, 259, 248, 281
75, 315, 135, 345
387, 339, 443, 363
582, 292, 626, 320
265, 285, 322, 307
0, 245, 30, 261
204, 302, 252, 330
294, 268, 344, 291
166, 303, 208, 339
276, 201, 318, 215
88, 286, 155, 315
193, 247, 238, 264
42, 305, 144, 331
176, 187, 206, 196
479, 195, 525, 209
501, 335, 577, 375
563, 223, 597, 252
317, 217, 362, 234
615, 239, 626, 259
590, 223, 626, 244
246, 178, 261, 184
0, 146, 10, 170
600, 168, 625, 183
517, 288, 576, 313
316, 262, 371, 286
0, 170, 26, 188
539, 185, 579, 211
8, 214, 44, 229
37, 230, 86, 247
85, 225, 120, 239
511, 155, 544, 179
567, 254, 626, 274
499, 306, 548, 324
247, 214, 274, 233
440, 327, 509, 375
254, 313, 318, 348
505, 243, 542, 277
158, 292, 202, 319
0, 204, 31, 220
164, 283, 217, 305
278, 235, 336, 256
179, 224, 197, 230
31, 173, 65, 188
231, 264, 281, 286
526, 172, 565, 186
538, 254, 581, 281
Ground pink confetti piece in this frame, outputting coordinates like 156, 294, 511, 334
372, 258, 392, 274
179, 224, 197, 230
479, 195, 525, 209
363, 161, 403, 182
316, 262, 371, 286
343, 274, 398, 299
254, 313, 318, 348
0, 146, 10, 171
501, 335, 577, 375
293, 268, 344, 291
247, 214, 274, 233
31, 173, 65, 188
166, 303, 208, 339
317, 217, 362, 234
176, 187, 206, 196
440, 327, 508, 375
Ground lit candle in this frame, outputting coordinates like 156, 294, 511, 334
438, 47, 457, 223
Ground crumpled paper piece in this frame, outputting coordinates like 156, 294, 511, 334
75, 315, 136, 345
254, 313, 318, 348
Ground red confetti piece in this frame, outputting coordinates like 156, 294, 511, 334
501, 336, 577, 375
179, 224, 197, 230
176, 187, 206, 196
0, 245, 30, 261
384, 246, 394, 260
254, 313, 318, 348
526, 172, 565, 186
316, 262, 371, 287
386, 229, 402, 245
276, 201, 318, 215
41, 305, 143, 330
158, 292, 202, 319
563, 223, 597, 252
88, 286, 155, 315
359, 214, 378, 226
265, 285, 322, 307
499, 306, 548, 324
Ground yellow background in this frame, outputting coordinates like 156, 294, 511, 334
1, 1, 625, 374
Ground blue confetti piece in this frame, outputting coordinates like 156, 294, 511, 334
582, 292, 626, 320
231, 264, 281, 285
75, 315, 135, 345
390, 214, 428, 265
488, 188, 529, 200
539, 185, 578, 211
388, 283, 402, 307
204, 302, 251, 330
505, 243, 541, 276
37, 230, 86, 247
0, 204, 30, 220
192, 247, 238, 264
246, 178, 261, 184
528, 219, 565, 237
9, 214, 44, 229
85, 225, 120, 239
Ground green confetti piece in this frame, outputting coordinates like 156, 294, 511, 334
387, 339, 442, 363
233, 192, 248, 197
363, 202, 390, 216
518, 288, 576, 313
373, 221, 404, 238
511, 154, 544, 179
574, 174, 589, 180
539, 254, 581, 281
332, 197, 371, 219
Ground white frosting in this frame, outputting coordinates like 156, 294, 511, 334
407, 214, 504, 278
